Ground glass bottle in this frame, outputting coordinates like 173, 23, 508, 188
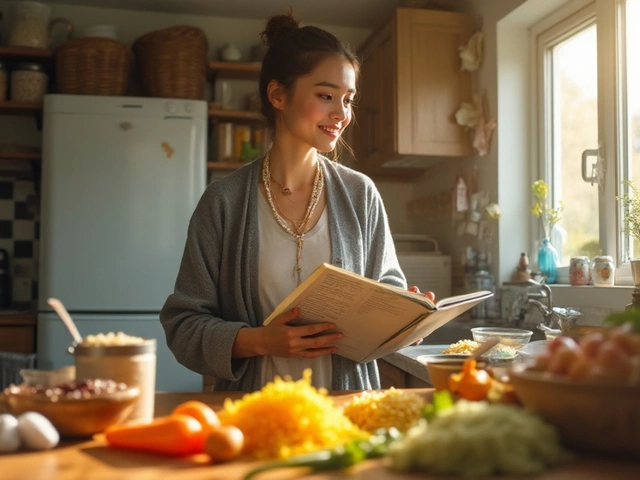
537, 237, 559, 284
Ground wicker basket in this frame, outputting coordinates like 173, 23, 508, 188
55, 37, 131, 96
133, 25, 208, 100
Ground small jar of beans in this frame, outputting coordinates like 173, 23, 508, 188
11, 62, 48, 103
0, 61, 8, 101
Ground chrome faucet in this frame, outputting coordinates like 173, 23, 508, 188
525, 280, 554, 325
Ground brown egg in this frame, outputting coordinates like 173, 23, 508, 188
204, 425, 245, 462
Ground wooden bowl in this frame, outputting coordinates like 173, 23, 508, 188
2, 384, 140, 437
509, 365, 640, 457
417, 355, 487, 390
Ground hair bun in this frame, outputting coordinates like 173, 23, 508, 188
261, 12, 300, 47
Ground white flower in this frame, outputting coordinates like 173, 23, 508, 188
455, 95, 483, 129
459, 31, 484, 72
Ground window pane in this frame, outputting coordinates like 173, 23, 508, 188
626, 0, 640, 259
551, 25, 600, 265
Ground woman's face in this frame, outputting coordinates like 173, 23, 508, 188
278, 55, 357, 152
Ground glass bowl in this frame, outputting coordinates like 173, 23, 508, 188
470, 327, 533, 349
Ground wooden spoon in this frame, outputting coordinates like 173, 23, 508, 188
47, 297, 83, 345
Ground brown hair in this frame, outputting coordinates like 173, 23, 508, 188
259, 10, 359, 159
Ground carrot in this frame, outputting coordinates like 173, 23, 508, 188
105, 413, 204, 456
172, 401, 221, 453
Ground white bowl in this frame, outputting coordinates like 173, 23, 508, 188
517, 340, 548, 362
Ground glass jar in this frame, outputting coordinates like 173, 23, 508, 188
71, 339, 157, 424
10, 62, 48, 103
592, 255, 615, 286
569, 256, 590, 286
8, 1, 51, 48
0, 61, 7, 102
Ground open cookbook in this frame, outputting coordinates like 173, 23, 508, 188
263, 263, 493, 363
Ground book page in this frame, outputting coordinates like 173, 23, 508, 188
435, 290, 493, 309
361, 293, 493, 362
270, 268, 431, 363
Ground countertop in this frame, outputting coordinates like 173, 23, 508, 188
2, 391, 639, 480
382, 344, 449, 384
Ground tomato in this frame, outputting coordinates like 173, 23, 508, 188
579, 332, 605, 358
548, 345, 580, 375
548, 335, 579, 355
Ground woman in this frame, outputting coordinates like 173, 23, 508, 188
160, 11, 433, 392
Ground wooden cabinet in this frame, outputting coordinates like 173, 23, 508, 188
352, 8, 474, 178
0, 312, 37, 354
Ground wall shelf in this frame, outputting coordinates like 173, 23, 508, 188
208, 105, 263, 122
0, 101, 43, 116
0, 46, 52, 62
0, 146, 41, 160
207, 161, 246, 171
208, 61, 261, 80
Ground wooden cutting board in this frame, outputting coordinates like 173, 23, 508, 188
1, 391, 638, 480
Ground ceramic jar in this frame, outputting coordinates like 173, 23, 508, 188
569, 256, 590, 286
592, 255, 615, 286
72, 339, 157, 423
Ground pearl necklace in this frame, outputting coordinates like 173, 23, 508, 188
262, 151, 324, 285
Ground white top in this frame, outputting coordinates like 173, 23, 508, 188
257, 192, 332, 389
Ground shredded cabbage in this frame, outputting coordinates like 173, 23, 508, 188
388, 400, 571, 477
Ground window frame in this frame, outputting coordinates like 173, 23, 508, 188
530, 0, 633, 285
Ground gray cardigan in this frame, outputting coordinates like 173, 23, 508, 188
160, 156, 406, 391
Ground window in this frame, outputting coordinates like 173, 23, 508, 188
532, 0, 639, 282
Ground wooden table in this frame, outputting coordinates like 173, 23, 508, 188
2, 391, 639, 480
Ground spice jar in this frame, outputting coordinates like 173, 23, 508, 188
569, 256, 590, 286
10, 62, 48, 103
0, 61, 7, 102
592, 255, 615, 286
71, 339, 157, 424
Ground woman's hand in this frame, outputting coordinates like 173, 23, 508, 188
408, 286, 436, 345
408, 285, 436, 301
235, 308, 343, 359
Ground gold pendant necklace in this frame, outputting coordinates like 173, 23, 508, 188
262, 151, 324, 285
270, 178, 292, 197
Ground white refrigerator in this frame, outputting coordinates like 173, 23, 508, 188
37, 94, 206, 391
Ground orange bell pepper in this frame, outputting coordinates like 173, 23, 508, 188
448, 359, 492, 401
105, 413, 204, 456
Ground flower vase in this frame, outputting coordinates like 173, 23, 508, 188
538, 237, 559, 284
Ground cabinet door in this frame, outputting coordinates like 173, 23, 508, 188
396, 9, 473, 157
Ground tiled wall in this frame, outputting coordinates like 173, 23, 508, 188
0, 178, 39, 305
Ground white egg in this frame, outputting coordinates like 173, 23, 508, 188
0, 414, 21, 453
17, 412, 59, 450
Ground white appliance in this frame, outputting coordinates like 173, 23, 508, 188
37, 94, 207, 391
393, 234, 452, 300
